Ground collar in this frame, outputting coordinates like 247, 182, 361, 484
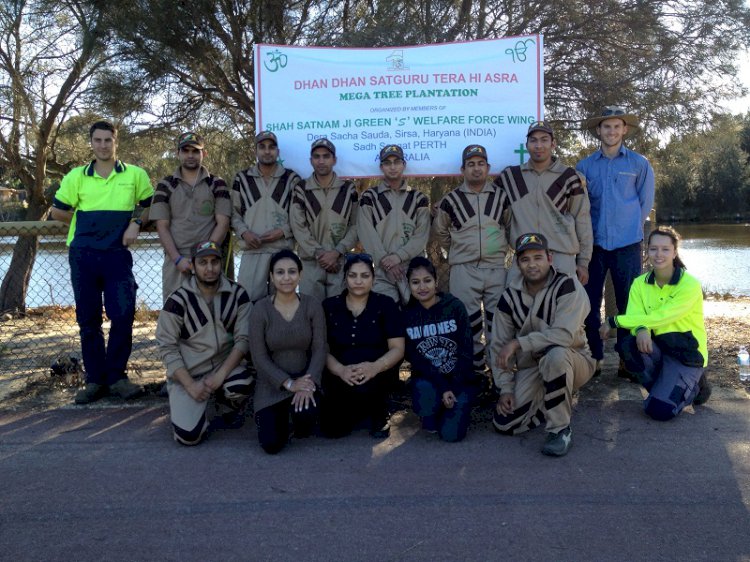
520, 156, 562, 174
84, 159, 126, 176
306, 172, 340, 190
508, 266, 559, 292
376, 179, 409, 193
645, 267, 683, 286
173, 165, 210, 183
593, 145, 627, 160
250, 164, 286, 178
458, 180, 495, 194
184, 273, 234, 295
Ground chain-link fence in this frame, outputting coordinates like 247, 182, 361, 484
0, 222, 183, 388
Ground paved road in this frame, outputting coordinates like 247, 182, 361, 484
1, 380, 749, 562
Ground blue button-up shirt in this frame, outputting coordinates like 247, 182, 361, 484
576, 145, 655, 251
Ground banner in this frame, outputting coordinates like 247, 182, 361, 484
255, 37, 544, 178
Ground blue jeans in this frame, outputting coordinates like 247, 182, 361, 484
411, 378, 474, 442
69, 247, 137, 386
584, 243, 643, 360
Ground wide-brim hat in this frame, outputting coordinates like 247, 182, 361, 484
584, 106, 640, 140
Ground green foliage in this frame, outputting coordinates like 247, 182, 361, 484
653, 113, 750, 220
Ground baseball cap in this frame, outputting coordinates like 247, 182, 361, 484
526, 121, 555, 138
255, 130, 278, 145
177, 131, 204, 150
311, 138, 336, 156
515, 232, 549, 254
462, 144, 488, 164
191, 240, 222, 259
379, 145, 404, 162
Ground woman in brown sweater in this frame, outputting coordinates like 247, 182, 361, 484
249, 249, 326, 454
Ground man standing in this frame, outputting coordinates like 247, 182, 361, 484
231, 131, 301, 301
358, 145, 430, 303
50, 120, 153, 404
432, 144, 509, 375
290, 138, 359, 300
156, 241, 253, 446
494, 121, 592, 284
491, 233, 595, 456
576, 107, 655, 373
150, 132, 231, 302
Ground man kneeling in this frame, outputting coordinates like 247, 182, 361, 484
156, 241, 253, 445
490, 233, 595, 456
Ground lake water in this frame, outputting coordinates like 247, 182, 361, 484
1, 223, 749, 309
675, 223, 750, 296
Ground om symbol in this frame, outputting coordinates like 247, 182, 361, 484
263, 49, 288, 72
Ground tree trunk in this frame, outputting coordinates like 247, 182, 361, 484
0, 202, 49, 314
0, 233, 40, 314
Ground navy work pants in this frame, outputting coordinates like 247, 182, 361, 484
69, 247, 137, 386
584, 243, 643, 360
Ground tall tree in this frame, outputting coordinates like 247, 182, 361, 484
0, 0, 109, 312
107, 0, 750, 141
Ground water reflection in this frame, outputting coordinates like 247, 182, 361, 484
674, 224, 750, 296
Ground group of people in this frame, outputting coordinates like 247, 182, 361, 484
50, 107, 710, 457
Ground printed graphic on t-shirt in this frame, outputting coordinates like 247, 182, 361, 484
417, 336, 457, 374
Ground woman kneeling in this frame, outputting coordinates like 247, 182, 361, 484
403, 257, 478, 442
600, 226, 708, 421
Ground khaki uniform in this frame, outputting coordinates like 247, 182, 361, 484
490, 269, 595, 435
494, 159, 593, 282
231, 164, 300, 301
156, 275, 253, 445
358, 181, 430, 303
150, 166, 231, 302
290, 173, 359, 300
432, 180, 510, 372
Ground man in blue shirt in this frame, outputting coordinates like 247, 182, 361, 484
576, 107, 655, 374
51, 121, 154, 404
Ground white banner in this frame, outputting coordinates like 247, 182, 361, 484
255, 37, 544, 178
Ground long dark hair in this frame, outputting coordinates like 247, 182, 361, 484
647, 225, 687, 270
406, 256, 437, 280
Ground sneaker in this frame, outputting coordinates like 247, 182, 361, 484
592, 360, 602, 378
693, 374, 712, 405
421, 416, 438, 434
542, 427, 573, 457
109, 379, 143, 400
74, 383, 107, 404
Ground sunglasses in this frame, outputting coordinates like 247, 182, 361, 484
195, 241, 220, 252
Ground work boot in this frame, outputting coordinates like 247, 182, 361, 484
109, 378, 143, 400
693, 374, 712, 405
74, 383, 107, 405
542, 427, 573, 457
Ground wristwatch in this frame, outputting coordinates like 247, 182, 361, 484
131, 218, 143, 226
284, 379, 294, 391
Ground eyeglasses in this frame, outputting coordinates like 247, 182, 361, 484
601, 106, 626, 117
345, 252, 373, 263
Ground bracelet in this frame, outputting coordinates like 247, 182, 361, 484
175, 256, 183, 266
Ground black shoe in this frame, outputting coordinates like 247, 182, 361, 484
693, 374, 712, 405
74, 383, 107, 404
542, 427, 573, 457
109, 379, 143, 400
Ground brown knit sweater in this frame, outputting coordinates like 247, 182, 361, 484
249, 293, 326, 412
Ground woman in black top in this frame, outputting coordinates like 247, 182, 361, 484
403, 256, 477, 442
321, 254, 405, 438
